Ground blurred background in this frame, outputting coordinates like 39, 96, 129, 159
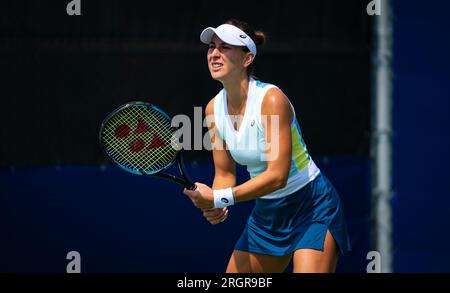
0, 0, 448, 272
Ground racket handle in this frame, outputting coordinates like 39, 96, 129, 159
178, 152, 197, 191
186, 183, 197, 191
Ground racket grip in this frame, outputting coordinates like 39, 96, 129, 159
186, 183, 197, 191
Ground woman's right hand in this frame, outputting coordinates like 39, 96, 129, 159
202, 207, 228, 225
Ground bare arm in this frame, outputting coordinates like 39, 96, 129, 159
232, 88, 294, 202
200, 98, 235, 224
205, 98, 237, 189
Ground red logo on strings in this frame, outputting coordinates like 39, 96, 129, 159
114, 118, 167, 153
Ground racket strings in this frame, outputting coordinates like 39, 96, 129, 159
103, 108, 153, 169
125, 107, 175, 168
101, 105, 179, 173
137, 107, 181, 168
104, 111, 173, 171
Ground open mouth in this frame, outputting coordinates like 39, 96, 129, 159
211, 63, 223, 70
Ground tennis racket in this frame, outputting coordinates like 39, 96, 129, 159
99, 101, 196, 190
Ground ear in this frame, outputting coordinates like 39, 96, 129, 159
243, 53, 255, 68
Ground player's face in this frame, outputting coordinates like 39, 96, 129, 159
207, 35, 249, 82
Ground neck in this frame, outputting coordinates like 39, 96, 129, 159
222, 74, 250, 109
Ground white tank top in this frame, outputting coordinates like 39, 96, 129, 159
213, 78, 320, 199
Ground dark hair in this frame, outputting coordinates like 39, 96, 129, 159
225, 19, 267, 78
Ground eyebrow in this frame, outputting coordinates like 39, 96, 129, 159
209, 41, 231, 46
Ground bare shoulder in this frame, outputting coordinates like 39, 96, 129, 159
205, 97, 215, 116
261, 87, 292, 116
205, 97, 216, 128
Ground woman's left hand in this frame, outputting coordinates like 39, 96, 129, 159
183, 182, 214, 209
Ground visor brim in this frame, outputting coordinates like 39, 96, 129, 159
200, 27, 246, 47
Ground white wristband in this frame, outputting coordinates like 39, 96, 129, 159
213, 187, 235, 208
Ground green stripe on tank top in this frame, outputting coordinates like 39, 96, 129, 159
291, 123, 309, 171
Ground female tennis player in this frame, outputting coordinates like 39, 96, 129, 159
183, 19, 351, 273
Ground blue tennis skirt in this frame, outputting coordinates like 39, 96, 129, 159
234, 173, 351, 256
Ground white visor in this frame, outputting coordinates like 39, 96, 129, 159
200, 24, 257, 56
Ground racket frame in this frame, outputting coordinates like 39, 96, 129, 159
99, 101, 196, 190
